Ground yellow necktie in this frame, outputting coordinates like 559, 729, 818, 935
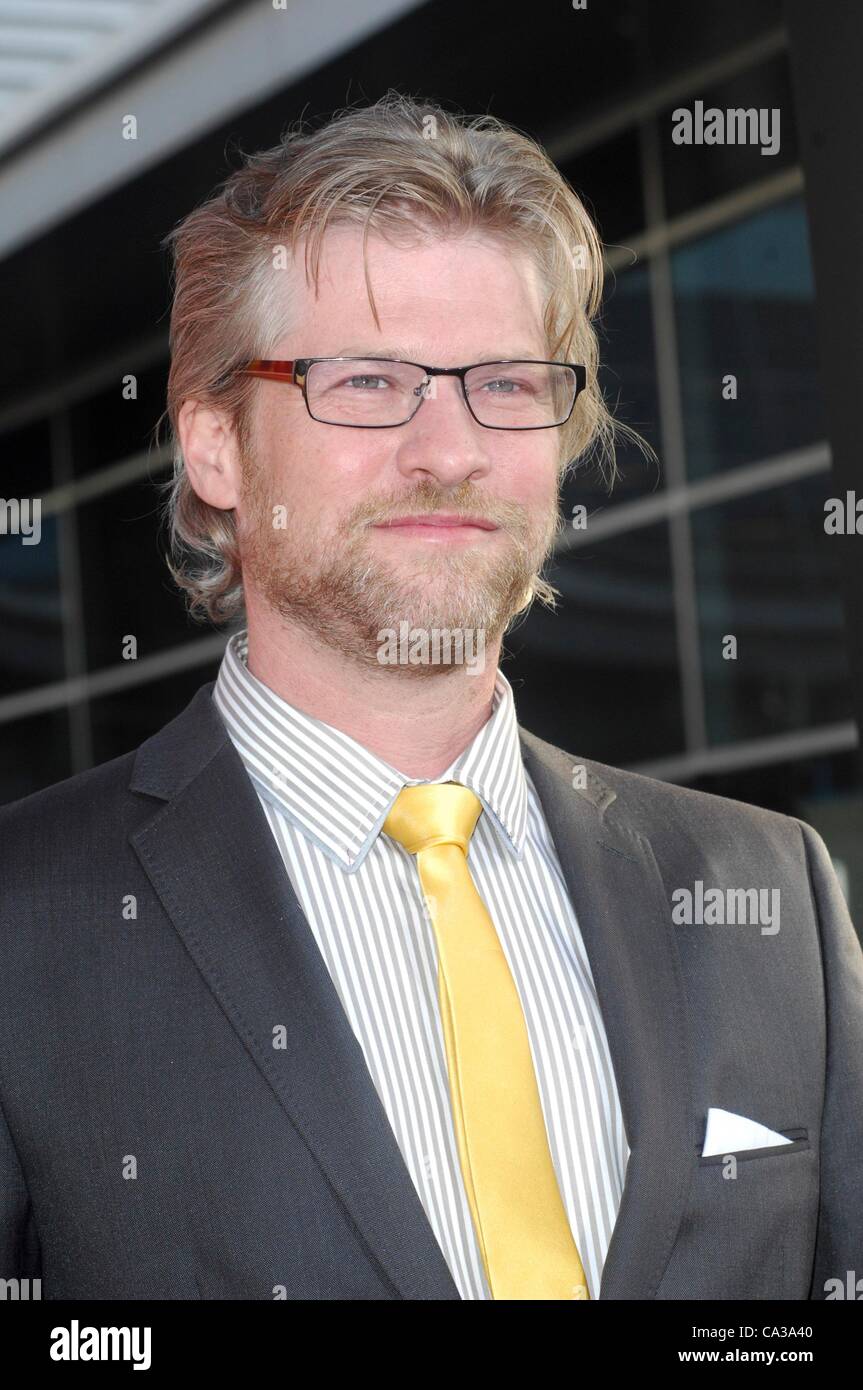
383, 781, 590, 1300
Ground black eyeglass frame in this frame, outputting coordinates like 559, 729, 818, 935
237, 356, 587, 430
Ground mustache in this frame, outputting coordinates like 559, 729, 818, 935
346, 482, 533, 533
243, 471, 563, 550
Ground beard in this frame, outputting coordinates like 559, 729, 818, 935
237, 459, 562, 676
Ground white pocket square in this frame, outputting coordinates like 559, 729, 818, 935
701, 1107, 794, 1157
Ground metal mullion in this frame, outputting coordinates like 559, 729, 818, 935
50, 406, 92, 771
639, 113, 708, 755
557, 442, 831, 553
605, 166, 804, 273
38, 441, 172, 516
0, 328, 168, 436
545, 26, 788, 166
0, 631, 230, 726
630, 720, 858, 783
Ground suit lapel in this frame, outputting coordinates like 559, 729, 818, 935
518, 727, 695, 1299
129, 681, 460, 1301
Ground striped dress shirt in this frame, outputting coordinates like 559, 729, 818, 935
212, 629, 630, 1298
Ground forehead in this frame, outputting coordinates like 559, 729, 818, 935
283, 224, 548, 357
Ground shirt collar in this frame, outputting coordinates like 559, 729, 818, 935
212, 628, 528, 872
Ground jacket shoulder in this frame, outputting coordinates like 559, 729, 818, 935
0, 678, 219, 843
0, 747, 141, 848
518, 725, 806, 841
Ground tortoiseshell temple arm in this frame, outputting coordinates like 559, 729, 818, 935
239, 359, 306, 384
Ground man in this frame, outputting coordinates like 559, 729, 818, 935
1, 94, 861, 1301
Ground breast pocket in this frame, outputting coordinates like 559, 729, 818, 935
656, 1128, 818, 1299
696, 1126, 810, 1166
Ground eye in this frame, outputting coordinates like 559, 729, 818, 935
340, 374, 390, 390
477, 374, 535, 395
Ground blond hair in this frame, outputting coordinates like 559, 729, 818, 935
155, 90, 653, 626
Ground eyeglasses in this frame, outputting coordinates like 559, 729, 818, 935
237, 356, 586, 430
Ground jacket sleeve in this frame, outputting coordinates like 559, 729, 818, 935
0, 1088, 41, 1281
796, 818, 863, 1297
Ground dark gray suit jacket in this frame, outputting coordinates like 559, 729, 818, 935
1, 680, 861, 1299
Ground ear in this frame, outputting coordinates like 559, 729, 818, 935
178, 398, 243, 510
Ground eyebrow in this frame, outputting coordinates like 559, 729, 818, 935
331, 347, 547, 362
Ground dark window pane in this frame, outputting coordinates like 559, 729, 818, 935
558, 129, 644, 247
0, 515, 64, 695
0, 418, 54, 495
661, 53, 798, 220
89, 661, 222, 765
506, 522, 682, 764
77, 474, 203, 672
68, 361, 169, 478
693, 478, 855, 744
644, 0, 784, 82
0, 706, 72, 805
673, 197, 825, 478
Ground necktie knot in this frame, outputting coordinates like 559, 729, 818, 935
383, 782, 483, 856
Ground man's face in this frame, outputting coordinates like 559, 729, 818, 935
235, 224, 563, 671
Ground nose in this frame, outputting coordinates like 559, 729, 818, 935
393, 373, 492, 487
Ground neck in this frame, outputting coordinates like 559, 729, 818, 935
242, 603, 503, 780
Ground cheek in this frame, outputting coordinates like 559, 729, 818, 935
332, 445, 388, 486
508, 452, 559, 510
272, 438, 385, 525
259, 424, 351, 500
302, 430, 385, 487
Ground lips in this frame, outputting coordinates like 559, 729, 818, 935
375, 514, 498, 530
